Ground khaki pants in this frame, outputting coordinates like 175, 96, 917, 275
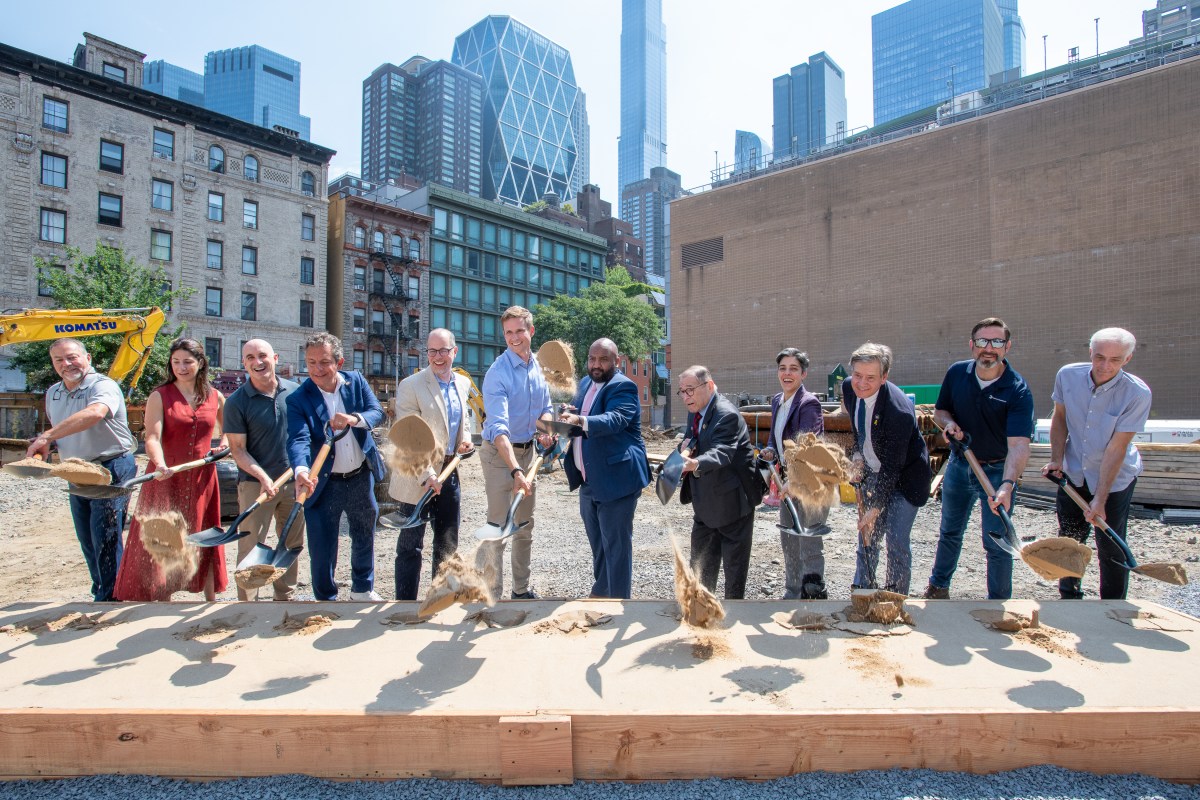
235, 482, 305, 601
474, 441, 536, 598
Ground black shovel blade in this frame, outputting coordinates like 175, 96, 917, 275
189, 502, 260, 547
65, 483, 128, 500
236, 543, 275, 570
271, 547, 303, 571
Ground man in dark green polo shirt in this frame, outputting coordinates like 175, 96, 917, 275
224, 339, 300, 600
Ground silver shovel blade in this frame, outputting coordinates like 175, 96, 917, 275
655, 448, 687, 505
236, 543, 275, 570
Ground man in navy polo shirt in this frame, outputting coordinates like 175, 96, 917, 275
925, 318, 1035, 600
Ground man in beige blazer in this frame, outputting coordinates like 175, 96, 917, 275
387, 328, 475, 600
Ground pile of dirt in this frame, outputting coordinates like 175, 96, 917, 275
772, 610, 832, 631
275, 611, 339, 635
388, 415, 440, 480
1021, 537, 1091, 580
417, 554, 495, 617
380, 611, 427, 626
533, 609, 611, 634
8, 611, 117, 635
235, 563, 286, 591
139, 512, 196, 576
1135, 562, 1189, 585
970, 609, 1033, 632
466, 608, 529, 628
55, 458, 111, 486
670, 535, 724, 628
847, 589, 914, 625
176, 617, 245, 643
782, 433, 849, 511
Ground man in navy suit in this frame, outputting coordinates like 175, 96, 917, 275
560, 339, 651, 599
842, 343, 932, 595
286, 332, 386, 601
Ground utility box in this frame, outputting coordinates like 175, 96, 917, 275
827, 364, 847, 399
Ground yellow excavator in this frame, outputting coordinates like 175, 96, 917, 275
0, 307, 165, 394
453, 366, 486, 430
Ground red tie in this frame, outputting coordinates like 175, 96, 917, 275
575, 382, 600, 480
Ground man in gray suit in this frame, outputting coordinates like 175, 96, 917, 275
678, 365, 763, 600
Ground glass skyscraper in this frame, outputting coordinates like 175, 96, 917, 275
143, 60, 204, 106
618, 0, 667, 218
997, 0, 1026, 77
772, 52, 847, 160
571, 91, 590, 199
732, 131, 767, 176
204, 45, 311, 140
621, 166, 685, 282
360, 57, 484, 196
452, 16, 581, 207
872, 0, 1009, 127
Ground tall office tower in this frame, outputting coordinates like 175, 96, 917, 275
997, 0, 1026, 76
452, 16, 581, 206
570, 91, 590, 199
618, 0, 667, 217
361, 58, 484, 195
732, 131, 767, 175
143, 60, 205, 106
771, 52, 847, 161
621, 166, 685, 282
1142, 0, 1199, 36
872, 0, 1004, 126
204, 45, 311, 140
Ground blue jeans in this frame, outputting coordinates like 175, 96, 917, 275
306, 468, 378, 600
929, 454, 1015, 600
68, 452, 135, 601
853, 472, 920, 595
1056, 478, 1137, 600
393, 470, 461, 601
580, 484, 640, 599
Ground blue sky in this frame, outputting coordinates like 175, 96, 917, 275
5, 0, 1145, 196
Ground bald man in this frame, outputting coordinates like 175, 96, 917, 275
559, 339, 651, 598
224, 339, 303, 600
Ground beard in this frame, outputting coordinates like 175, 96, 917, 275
590, 366, 615, 384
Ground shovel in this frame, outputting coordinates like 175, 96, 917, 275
189, 468, 293, 547
655, 438, 693, 505
67, 448, 231, 499
3, 453, 110, 484
1047, 473, 1189, 585
378, 448, 476, 531
474, 446, 548, 542
236, 426, 349, 569
759, 448, 818, 538
943, 433, 1026, 560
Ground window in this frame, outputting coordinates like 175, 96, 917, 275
407, 315, 420, 339
298, 347, 307, 374
353, 265, 366, 290
40, 153, 67, 188
204, 337, 222, 367
241, 292, 257, 321
300, 257, 314, 285
97, 193, 122, 226
371, 309, 385, 335
301, 171, 315, 195
209, 145, 225, 173
102, 63, 127, 82
207, 192, 224, 222
42, 97, 68, 132
352, 350, 365, 371
352, 308, 365, 331
408, 354, 419, 374
153, 129, 174, 160
354, 226, 366, 248
370, 350, 384, 376
407, 275, 419, 301
244, 154, 258, 182
151, 179, 173, 211
372, 268, 386, 294
206, 239, 223, 270
300, 300, 314, 328
150, 229, 172, 261
373, 230, 385, 252
450, 213, 463, 240
38, 264, 64, 297
39, 209, 66, 243
431, 274, 446, 302
467, 218, 481, 244
433, 208, 447, 235
241, 246, 257, 275
243, 200, 258, 229
391, 233, 403, 257
99, 140, 124, 174
409, 237, 420, 261
206, 287, 222, 316
301, 214, 315, 241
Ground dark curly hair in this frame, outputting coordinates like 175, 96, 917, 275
158, 337, 212, 402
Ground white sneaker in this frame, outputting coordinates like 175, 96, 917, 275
348, 590, 384, 602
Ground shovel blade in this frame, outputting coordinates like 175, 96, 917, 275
655, 474, 673, 505
271, 547, 303, 571
474, 523, 507, 542
188, 526, 242, 547
65, 483, 128, 499
2, 464, 54, 479
236, 543, 275, 571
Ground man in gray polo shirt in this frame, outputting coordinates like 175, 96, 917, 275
1042, 327, 1152, 600
224, 339, 301, 600
26, 339, 137, 601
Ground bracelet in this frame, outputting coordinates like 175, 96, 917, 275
510, 467, 523, 478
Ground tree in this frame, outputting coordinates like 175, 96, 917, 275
12, 244, 193, 402
532, 274, 664, 377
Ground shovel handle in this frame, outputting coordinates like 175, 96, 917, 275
1047, 473, 1139, 567
156, 446, 232, 477
296, 442, 336, 505
254, 469, 295, 505
436, 454, 463, 483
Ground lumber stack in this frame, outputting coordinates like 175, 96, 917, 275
1019, 442, 1200, 508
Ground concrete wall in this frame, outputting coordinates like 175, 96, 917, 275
670, 56, 1200, 420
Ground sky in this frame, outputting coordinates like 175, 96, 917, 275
5, 0, 1147, 196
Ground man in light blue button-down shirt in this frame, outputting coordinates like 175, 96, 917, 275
1043, 327, 1152, 600
475, 306, 554, 600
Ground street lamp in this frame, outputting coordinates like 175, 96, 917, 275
1095, 18, 1100, 63
1042, 35, 1048, 98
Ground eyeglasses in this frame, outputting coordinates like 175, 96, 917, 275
427, 348, 454, 357
677, 384, 705, 397
972, 337, 1009, 348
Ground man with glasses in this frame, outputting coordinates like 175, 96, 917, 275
386, 328, 475, 600
925, 318, 1034, 600
677, 365, 763, 599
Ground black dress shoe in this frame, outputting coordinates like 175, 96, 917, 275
510, 589, 539, 600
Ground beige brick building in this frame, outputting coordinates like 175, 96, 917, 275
0, 34, 334, 387
670, 55, 1200, 420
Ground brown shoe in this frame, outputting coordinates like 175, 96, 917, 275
923, 584, 950, 600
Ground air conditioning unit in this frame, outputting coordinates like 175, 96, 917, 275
353, 327, 364, 333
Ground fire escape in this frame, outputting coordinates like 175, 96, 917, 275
367, 248, 417, 384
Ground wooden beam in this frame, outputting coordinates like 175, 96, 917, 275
499, 715, 573, 785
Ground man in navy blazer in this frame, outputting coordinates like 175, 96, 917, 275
841, 343, 932, 595
286, 332, 386, 601
560, 339, 651, 599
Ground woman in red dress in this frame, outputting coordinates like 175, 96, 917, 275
114, 338, 227, 601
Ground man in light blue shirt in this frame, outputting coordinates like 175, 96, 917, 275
475, 306, 553, 599
1043, 327, 1152, 600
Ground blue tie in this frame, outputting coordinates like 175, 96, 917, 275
856, 400, 866, 448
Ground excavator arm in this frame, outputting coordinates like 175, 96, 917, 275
452, 366, 486, 431
0, 307, 165, 394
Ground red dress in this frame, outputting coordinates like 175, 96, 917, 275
114, 384, 226, 601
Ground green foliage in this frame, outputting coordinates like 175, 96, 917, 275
522, 200, 549, 213
532, 280, 664, 378
561, 202, 575, 215
605, 265, 658, 299
12, 244, 192, 402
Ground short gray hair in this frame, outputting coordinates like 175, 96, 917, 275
679, 365, 712, 385
1090, 327, 1136, 357
850, 342, 893, 375
304, 331, 344, 362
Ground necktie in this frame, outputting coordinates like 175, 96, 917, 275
575, 382, 600, 480
690, 412, 701, 441
856, 400, 867, 449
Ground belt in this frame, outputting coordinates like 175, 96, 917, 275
511, 441, 533, 450
329, 463, 367, 480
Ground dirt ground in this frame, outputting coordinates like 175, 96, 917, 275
2, 449, 1197, 605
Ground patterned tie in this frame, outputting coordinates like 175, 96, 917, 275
575, 381, 600, 480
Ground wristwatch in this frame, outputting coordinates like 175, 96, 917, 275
510, 467, 523, 478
